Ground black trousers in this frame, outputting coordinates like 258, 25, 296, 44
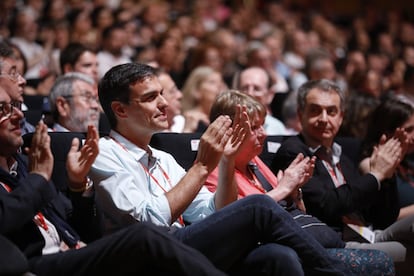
29, 222, 225, 276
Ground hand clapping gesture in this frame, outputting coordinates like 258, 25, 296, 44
66, 125, 99, 190
26, 121, 53, 181
369, 128, 408, 181
223, 105, 251, 160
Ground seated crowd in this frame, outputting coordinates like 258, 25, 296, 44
1, 1, 414, 275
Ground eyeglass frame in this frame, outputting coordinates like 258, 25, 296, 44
0, 62, 21, 82
0, 101, 23, 121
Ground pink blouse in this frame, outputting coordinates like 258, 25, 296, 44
205, 156, 279, 198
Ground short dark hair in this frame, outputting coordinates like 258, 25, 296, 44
297, 79, 345, 112
98, 63, 157, 129
0, 40, 14, 59
60, 42, 95, 74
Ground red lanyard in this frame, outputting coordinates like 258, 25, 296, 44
322, 160, 346, 188
0, 181, 49, 231
111, 136, 185, 226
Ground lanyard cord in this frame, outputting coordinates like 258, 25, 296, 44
110, 136, 185, 226
1, 181, 48, 231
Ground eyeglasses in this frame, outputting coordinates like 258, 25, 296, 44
0, 101, 22, 121
0, 68, 21, 82
64, 93, 99, 105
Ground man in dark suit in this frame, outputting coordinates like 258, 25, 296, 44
0, 84, 225, 275
271, 79, 414, 263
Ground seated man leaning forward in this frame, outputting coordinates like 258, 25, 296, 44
90, 62, 348, 275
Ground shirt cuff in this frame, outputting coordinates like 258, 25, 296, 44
368, 172, 382, 190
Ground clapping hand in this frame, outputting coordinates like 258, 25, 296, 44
66, 125, 99, 189
26, 121, 53, 181
223, 105, 251, 159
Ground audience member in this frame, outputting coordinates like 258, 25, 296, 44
90, 62, 348, 275
271, 79, 414, 264
67, 8, 98, 51
155, 68, 184, 132
97, 23, 131, 79
304, 48, 347, 92
48, 72, 100, 132
205, 89, 395, 275
243, 41, 289, 94
236, 66, 287, 135
360, 94, 414, 218
9, 7, 53, 80
0, 86, 225, 275
338, 91, 380, 139
181, 66, 226, 132
60, 42, 99, 83
0, 41, 35, 134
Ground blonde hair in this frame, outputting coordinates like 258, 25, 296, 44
210, 89, 266, 122
181, 66, 217, 111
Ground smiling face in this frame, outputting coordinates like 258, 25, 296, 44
0, 87, 23, 157
299, 88, 343, 148
114, 76, 169, 143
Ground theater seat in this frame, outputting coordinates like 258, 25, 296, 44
23, 132, 87, 193
259, 135, 290, 167
150, 132, 202, 171
149, 133, 363, 172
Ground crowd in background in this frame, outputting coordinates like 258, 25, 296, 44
2, 1, 414, 274
0, 0, 413, 136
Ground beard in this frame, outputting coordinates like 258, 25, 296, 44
66, 109, 100, 132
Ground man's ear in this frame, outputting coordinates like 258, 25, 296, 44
111, 101, 128, 119
56, 97, 69, 118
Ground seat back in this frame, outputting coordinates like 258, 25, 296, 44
23, 132, 87, 193
150, 132, 202, 171
149, 133, 363, 171
259, 135, 290, 167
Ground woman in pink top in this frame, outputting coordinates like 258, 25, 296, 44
205, 90, 313, 211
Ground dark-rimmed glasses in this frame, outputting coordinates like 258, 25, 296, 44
0, 101, 22, 121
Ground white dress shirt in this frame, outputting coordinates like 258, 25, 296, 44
90, 130, 216, 232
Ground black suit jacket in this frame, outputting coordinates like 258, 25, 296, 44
0, 154, 97, 258
271, 135, 399, 231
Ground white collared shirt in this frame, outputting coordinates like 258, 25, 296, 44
90, 130, 216, 232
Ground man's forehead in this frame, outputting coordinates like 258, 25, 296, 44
0, 58, 16, 70
241, 69, 266, 80
306, 89, 340, 103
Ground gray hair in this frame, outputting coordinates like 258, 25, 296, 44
49, 72, 95, 120
297, 79, 345, 112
